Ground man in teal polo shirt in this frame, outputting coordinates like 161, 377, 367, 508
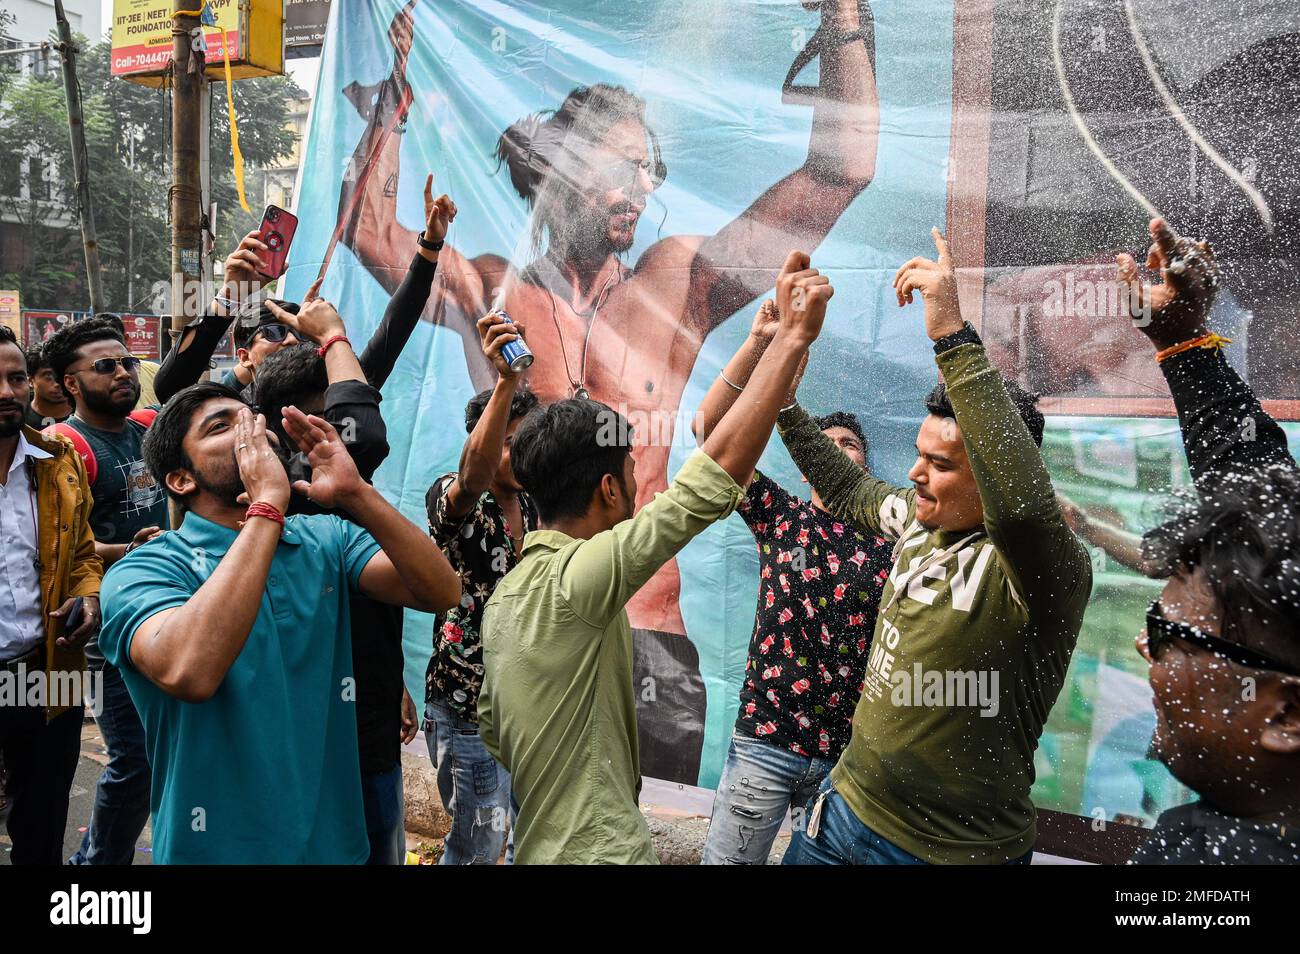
97, 382, 461, 864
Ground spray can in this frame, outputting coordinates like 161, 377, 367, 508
495, 311, 534, 372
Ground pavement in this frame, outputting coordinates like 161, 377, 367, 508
0, 715, 154, 865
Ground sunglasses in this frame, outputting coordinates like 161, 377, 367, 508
1145, 600, 1299, 676
73, 355, 142, 376
252, 322, 297, 345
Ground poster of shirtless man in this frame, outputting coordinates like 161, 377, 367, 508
328, 0, 880, 782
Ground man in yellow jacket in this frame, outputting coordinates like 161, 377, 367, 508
0, 325, 103, 865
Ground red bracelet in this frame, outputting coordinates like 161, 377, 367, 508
245, 501, 286, 532
317, 334, 352, 358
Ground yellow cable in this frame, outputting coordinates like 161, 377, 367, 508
176, 5, 249, 212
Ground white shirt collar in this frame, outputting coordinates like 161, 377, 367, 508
7, 431, 53, 478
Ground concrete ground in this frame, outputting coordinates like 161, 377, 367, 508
3, 725, 786, 866
0, 715, 154, 865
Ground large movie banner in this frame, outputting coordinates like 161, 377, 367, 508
287, 0, 1299, 825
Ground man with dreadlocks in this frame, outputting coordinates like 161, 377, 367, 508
334, 0, 880, 783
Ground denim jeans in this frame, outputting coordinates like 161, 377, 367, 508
423, 698, 511, 865
782, 776, 1034, 865
702, 733, 838, 865
361, 762, 406, 865
70, 663, 151, 865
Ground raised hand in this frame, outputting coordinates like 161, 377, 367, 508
282, 406, 365, 509
477, 312, 525, 379
388, 0, 416, 87
423, 174, 458, 245
221, 231, 271, 305
775, 250, 834, 345
1116, 217, 1220, 351
235, 408, 291, 514
893, 228, 963, 341
749, 299, 781, 346
265, 297, 346, 345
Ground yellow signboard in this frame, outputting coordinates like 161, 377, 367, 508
110, 0, 284, 86
0, 290, 20, 343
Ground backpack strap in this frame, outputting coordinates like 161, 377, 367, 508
129, 407, 157, 428
46, 422, 97, 485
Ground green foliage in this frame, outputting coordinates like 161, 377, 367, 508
0, 34, 304, 311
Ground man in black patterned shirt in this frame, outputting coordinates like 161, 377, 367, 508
423, 313, 538, 864
694, 300, 892, 864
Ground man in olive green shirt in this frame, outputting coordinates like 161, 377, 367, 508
479, 251, 834, 864
780, 230, 1092, 864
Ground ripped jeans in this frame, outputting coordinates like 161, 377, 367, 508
701, 732, 838, 865
423, 697, 512, 865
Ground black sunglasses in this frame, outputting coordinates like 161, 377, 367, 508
1145, 600, 1299, 676
74, 355, 142, 376
252, 322, 296, 345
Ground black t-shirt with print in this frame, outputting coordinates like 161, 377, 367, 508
425, 473, 537, 722
733, 471, 892, 759
64, 415, 169, 545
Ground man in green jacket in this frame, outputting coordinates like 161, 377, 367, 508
479, 251, 835, 864
781, 230, 1092, 865
0, 325, 103, 865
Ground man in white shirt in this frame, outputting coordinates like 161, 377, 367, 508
0, 326, 102, 864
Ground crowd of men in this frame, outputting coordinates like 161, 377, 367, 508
0, 171, 1296, 864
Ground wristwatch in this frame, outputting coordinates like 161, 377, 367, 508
932, 321, 982, 355
417, 231, 444, 252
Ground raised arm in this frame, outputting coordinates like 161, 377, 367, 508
282, 406, 460, 613
1118, 218, 1295, 486
693, 299, 805, 444
356, 179, 456, 389
154, 230, 268, 403
563, 251, 832, 625
777, 404, 913, 540
440, 314, 527, 519
898, 229, 1089, 606
671, 0, 879, 329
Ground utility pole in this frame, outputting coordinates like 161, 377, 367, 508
170, 1, 205, 346
52, 0, 103, 313
169, 2, 207, 527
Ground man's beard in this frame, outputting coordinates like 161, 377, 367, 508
80, 382, 140, 417
0, 402, 24, 437
193, 451, 247, 506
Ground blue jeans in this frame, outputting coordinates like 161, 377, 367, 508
782, 777, 1034, 865
702, 733, 838, 865
423, 698, 511, 865
361, 762, 406, 865
70, 663, 151, 865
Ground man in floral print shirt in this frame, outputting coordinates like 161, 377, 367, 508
694, 300, 891, 864
424, 313, 539, 864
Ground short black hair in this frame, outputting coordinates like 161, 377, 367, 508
510, 398, 634, 522
465, 386, 541, 433
233, 300, 300, 350
0, 324, 22, 360
143, 381, 247, 509
24, 341, 48, 375
812, 411, 866, 450
924, 378, 1045, 447
1145, 466, 1300, 672
253, 343, 327, 428
43, 316, 127, 394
